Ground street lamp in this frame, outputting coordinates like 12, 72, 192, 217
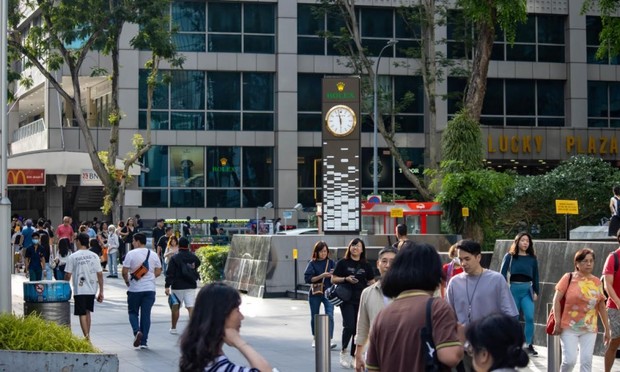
256, 201, 273, 234
373, 39, 398, 196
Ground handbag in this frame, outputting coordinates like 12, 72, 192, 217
325, 284, 352, 307
546, 272, 573, 335
311, 260, 329, 295
130, 250, 151, 281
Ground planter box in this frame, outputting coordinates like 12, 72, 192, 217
0, 350, 118, 371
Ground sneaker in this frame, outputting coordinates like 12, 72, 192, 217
169, 328, 178, 335
312, 340, 315, 348
133, 331, 143, 347
527, 344, 538, 356
139, 345, 148, 350
330, 340, 337, 349
339, 350, 351, 368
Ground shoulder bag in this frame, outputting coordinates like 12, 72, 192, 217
421, 297, 446, 372
546, 272, 573, 335
311, 260, 329, 295
130, 250, 151, 281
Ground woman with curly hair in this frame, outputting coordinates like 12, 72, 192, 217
179, 282, 272, 372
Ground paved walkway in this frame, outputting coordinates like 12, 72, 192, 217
10, 273, 607, 371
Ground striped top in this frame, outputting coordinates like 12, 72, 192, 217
204, 355, 259, 372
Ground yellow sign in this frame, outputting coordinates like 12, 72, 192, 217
555, 200, 579, 215
390, 208, 404, 218
293, 249, 298, 260
462, 207, 469, 217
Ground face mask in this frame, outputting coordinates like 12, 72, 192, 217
32, 239, 39, 245
452, 257, 460, 265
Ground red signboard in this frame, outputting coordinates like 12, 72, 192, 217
7, 169, 46, 186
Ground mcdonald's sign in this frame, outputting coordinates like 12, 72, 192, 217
7, 169, 46, 186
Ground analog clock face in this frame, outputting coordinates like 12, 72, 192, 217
325, 105, 357, 137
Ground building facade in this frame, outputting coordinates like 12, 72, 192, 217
7, 0, 620, 225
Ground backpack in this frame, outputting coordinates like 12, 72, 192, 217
175, 255, 199, 282
421, 297, 446, 372
602, 251, 619, 300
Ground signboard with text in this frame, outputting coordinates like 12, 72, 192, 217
81, 169, 104, 186
7, 169, 45, 186
555, 200, 579, 215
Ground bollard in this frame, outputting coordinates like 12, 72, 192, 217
314, 314, 331, 372
547, 303, 561, 372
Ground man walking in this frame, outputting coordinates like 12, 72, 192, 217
122, 232, 162, 349
56, 216, 75, 246
354, 246, 397, 372
157, 226, 174, 274
603, 229, 620, 372
392, 224, 408, 250
164, 237, 201, 334
446, 239, 518, 372
64, 232, 104, 340
152, 219, 166, 250
23, 231, 44, 281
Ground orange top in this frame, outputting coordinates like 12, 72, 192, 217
556, 272, 605, 333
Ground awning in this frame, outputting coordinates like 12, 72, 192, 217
8, 150, 140, 176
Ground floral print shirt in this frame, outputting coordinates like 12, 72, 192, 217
556, 272, 605, 333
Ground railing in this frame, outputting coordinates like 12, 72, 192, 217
12, 118, 46, 142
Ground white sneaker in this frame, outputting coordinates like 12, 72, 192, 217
330, 340, 337, 349
169, 328, 178, 335
312, 340, 315, 348
339, 350, 351, 368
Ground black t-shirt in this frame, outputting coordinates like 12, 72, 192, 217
121, 226, 135, 247
182, 221, 191, 236
210, 222, 219, 236
152, 227, 166, 246
333, 258, 375, 303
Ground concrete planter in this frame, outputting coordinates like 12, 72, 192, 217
0, 350, 119, 371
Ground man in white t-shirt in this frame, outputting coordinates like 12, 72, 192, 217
122, 232, 162, 349
64, 232, 104, 340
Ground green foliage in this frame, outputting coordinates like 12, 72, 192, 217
582, 0, 620, 61
195, 246, 230, 283
441, 109, 484, 171
0, 313, 99, 352
494, 155, 620, 239
457, 0, 527, 43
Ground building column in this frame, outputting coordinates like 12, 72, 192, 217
566, 1, 588, 128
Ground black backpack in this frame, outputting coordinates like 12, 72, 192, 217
421, 297, 447, 372
174, 255, 199, 282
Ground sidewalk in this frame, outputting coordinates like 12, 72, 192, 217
10, 273, 606, 371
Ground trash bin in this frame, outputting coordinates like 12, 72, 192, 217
23, 280, 72, 326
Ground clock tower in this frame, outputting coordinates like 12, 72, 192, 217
321, 76, 361, 234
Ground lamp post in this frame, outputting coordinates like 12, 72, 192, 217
373, 39, 398, 196
256, 201, 273, 234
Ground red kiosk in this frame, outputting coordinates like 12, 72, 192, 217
361, 200, 443, 235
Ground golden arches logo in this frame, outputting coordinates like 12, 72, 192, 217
7, 170, 27, 185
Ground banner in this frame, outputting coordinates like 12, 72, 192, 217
7, 169, 46, 186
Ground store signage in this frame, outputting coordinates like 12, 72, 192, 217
7, 169, 45, 186
81, 169, 103, 186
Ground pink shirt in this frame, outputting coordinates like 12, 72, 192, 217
602, 248, 620, 309
56, 224, 74, 242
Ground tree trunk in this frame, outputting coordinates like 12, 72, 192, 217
464, 20, 495, 122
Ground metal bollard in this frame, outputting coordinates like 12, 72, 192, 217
314, 314, 331, 372
547, 303, 561, 372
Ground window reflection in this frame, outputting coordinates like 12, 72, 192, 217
170, 147, 204, 187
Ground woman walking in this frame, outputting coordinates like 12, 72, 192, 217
106, 224, 119, 278
500, 232, 540, 356
303, 241, 336, 348
552, 248, 610, 371
332, 238, 375, 369
53, 238, 71, 280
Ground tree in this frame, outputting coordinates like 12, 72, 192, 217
582, 0, 620, 61
316, 0, 432, 200
8, 0, 181, 221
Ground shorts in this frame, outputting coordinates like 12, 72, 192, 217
74, 295, 95, 316
609, 308, 620, 339
171, 288, 196, 308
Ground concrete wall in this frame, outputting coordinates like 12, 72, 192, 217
0, 350, 119, 372
492, 239, 617, 355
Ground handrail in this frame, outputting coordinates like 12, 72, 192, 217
12, 118, 46, 142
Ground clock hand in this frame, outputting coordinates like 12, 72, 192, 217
338, 112, 343, 131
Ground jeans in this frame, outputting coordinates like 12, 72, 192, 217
29, 268, 42, 281
560, 328, 597, 372
340, 301, 359, 356
510, 282, 535, 344
108, 252, 118, 276
44, 262, 53, 280
308, 294, 334, 339
54, 265, 66, 280
127, 291, 156, 346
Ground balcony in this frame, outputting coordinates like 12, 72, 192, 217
10, 118, 48, 155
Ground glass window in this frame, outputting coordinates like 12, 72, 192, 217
140, 146, 168, 187
538, 15, 564, 44
361, 8, 392, 38
208, 35, 241, 53
298, 4, 323, 35
514, 16, 536, 43
207, 189, 241, 208
394, 76, 423, 114
169, 147, 204, 187
588, 82, 620, 127
142, 190, 168, 208
243, 113, 273, 131
298, 74, 322, 112
243, 147, 273, 187
298, 147, 321, 188
207, 146, 241, 187
244, 4, 275, 33
171, 189, 204, 207
505, 80, 535, 116
171, 71, 205, 110
172, 2, 206, 32
139, 70, 168, 110
208, 72, 240, 110
208, 3, 241, 32
173, 34, 206, 52
243, 73, 273, 111
588, 81, 608, 117
447, 78, 467, 114
242, 189, 274, 208
298, 114, 321, 132
244, 35, 274, 54
207, 112, 240, 131
395, 148, 424, 188
171, 112, 205, 130
537, 81, 564, 116
361, 147, 392, 189
139, 111, 169, 130
482, 79, 503, 116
